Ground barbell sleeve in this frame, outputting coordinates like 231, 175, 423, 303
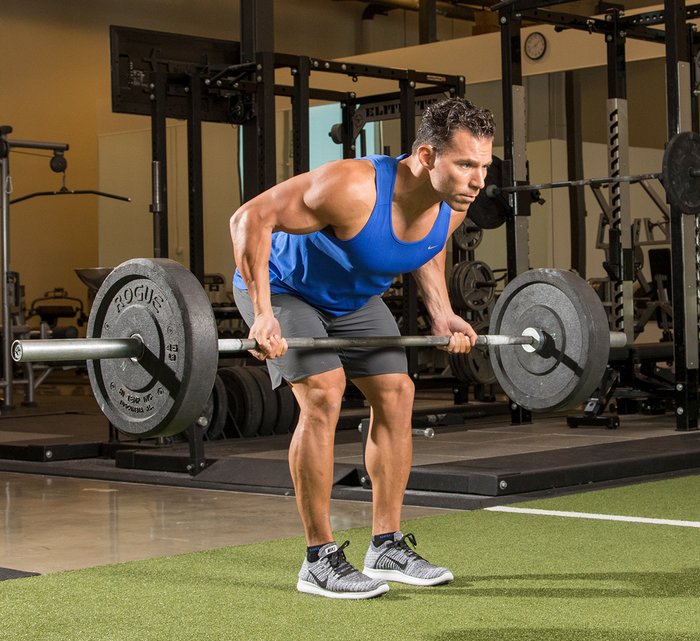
12, 337, 144, 363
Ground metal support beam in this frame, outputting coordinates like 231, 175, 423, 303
499, 8, 530, 280
565, 71, 587, 277
340, 98, 358, 160
0, 134, 11, 410
358, 0, 474, 22
499, 7, 531, 425
149, 72, 169, 259
419, 0, 438, 43
291, 57, 311, 175
240, 0, 276, 200
605, 13, 634, 347
187, 73, 205, 284
665, 0, 699, 431
240, 0, 274, 56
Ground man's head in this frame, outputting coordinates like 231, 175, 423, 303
411, 98, 495, 212
412, 98, 495, 155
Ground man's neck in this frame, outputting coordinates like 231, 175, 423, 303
394, 154, 441, 216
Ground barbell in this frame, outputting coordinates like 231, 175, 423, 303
469, 130, 700, 229
12, 258, 626, 438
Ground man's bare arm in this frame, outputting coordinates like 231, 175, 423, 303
412, 210, 477, 351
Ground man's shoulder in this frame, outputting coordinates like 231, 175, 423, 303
320, 157, 377, 174
301, 159, 378, 221
312, 158, 377, 191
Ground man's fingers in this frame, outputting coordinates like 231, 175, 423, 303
250, 335, 288, 360
279, 337, 288, 355
448, 332, 472, 353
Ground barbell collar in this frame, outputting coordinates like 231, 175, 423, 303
609, 331, 627, 349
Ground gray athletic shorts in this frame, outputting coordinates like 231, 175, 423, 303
233, 289, 408, 388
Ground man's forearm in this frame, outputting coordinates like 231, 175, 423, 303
230, 207, 274, 316
413, 255, 454, 324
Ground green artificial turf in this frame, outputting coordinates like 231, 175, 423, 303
518, 473, 700, 520
1, 475, 699, 641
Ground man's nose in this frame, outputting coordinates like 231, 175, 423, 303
471, 169, 486, 190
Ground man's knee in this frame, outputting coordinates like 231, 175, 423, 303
390, 374, 415, 402
368, 373, 415, 405
292, 369, 346, 423
350, 374, 415, 426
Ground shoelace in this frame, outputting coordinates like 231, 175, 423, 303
395, 532, 427, 562
325, 540, 357, 578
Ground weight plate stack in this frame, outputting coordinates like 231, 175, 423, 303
247, 366, 279, 436
448, 321, 497, 386
275, 382, 299, 434
206, 374, 229, 440
453, 220, 483, 251
450, 260, 496, 311
218, 366, 263, 438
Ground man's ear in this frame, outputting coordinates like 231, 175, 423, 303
416, 144, 435, 169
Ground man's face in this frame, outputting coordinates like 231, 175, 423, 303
428, 129, 493, 212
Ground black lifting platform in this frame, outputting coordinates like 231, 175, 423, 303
405, 432, 700, 497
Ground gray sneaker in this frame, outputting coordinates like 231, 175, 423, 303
363, 532, 454, 586
297, 541, 389, 599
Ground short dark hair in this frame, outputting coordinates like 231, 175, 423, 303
412, 98, 495, 154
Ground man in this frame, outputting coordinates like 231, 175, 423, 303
230, 97, 494, 599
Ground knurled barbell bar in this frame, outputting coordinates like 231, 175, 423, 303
11, 333, 550, 363
11, 258, 627, 438
469, 130, 700, 229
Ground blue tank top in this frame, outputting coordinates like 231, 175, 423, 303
233, 155, 452, 316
